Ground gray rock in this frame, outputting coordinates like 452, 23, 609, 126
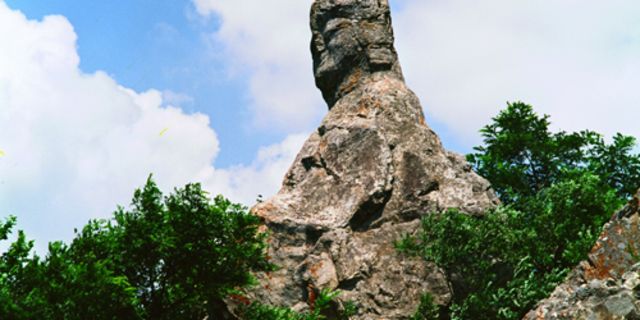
604, 293, 636, 316
229, 1, 498, 319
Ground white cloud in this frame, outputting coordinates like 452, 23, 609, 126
392, 0, 640, 148
195, 0, 640, 150
192, 0, 325, 131
203, 133, 307, 204
162, 90, 194, 106
0, 1, 303, 251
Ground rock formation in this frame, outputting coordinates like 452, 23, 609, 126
233, 0, 498, 318
526, 192, 640, 319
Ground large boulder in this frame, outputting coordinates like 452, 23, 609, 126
525, 192, 640, 320
232, 1, 498, 318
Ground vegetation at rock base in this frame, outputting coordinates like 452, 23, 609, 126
409, 293, 441, 320
398, 102, 640, 319
0, 176, 274, 319
238, 288, 356, 320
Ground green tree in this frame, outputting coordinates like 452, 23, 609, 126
467, 102, 640, 203
0, 176, 272, 319
400, 102, 639, 319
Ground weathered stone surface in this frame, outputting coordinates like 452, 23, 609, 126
230, 0, 498, 318
525, 192, 640, 320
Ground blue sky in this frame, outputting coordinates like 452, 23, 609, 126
2, 0, 640, 250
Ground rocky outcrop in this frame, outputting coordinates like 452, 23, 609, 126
525, 192, 640, 320
232, 0, 498, 318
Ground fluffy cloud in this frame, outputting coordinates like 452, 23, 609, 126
0, 1, 303, 250
392, 1, 640, 147
203, 133, 307, 204
193, 0, 325, 131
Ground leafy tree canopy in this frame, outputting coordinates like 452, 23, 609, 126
468, 102, 640, 203
0, 177, 272, 319
400, 102, 640, 319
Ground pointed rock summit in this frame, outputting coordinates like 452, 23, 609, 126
239, 0, 498, 318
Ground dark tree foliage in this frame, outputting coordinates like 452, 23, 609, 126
0, 177, 272, 319
399, 102, 640, 319
468, 102, 640, 204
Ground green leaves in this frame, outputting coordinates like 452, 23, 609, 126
0, 216, 15, 241
0, 176, 272, 319
468, 102, 640, 204
239, 288, 344, 320
410, 293, 441, 320
405, 102, 638, 319
587, 133, 640, 198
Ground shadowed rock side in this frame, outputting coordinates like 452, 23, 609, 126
525, 192, 640, 320
231, 0, 498, 318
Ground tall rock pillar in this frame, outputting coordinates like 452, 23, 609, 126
237, 1, 498, 318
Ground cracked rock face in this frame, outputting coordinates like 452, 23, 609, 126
526, 193, 640, 320
232, 0, 498, 318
